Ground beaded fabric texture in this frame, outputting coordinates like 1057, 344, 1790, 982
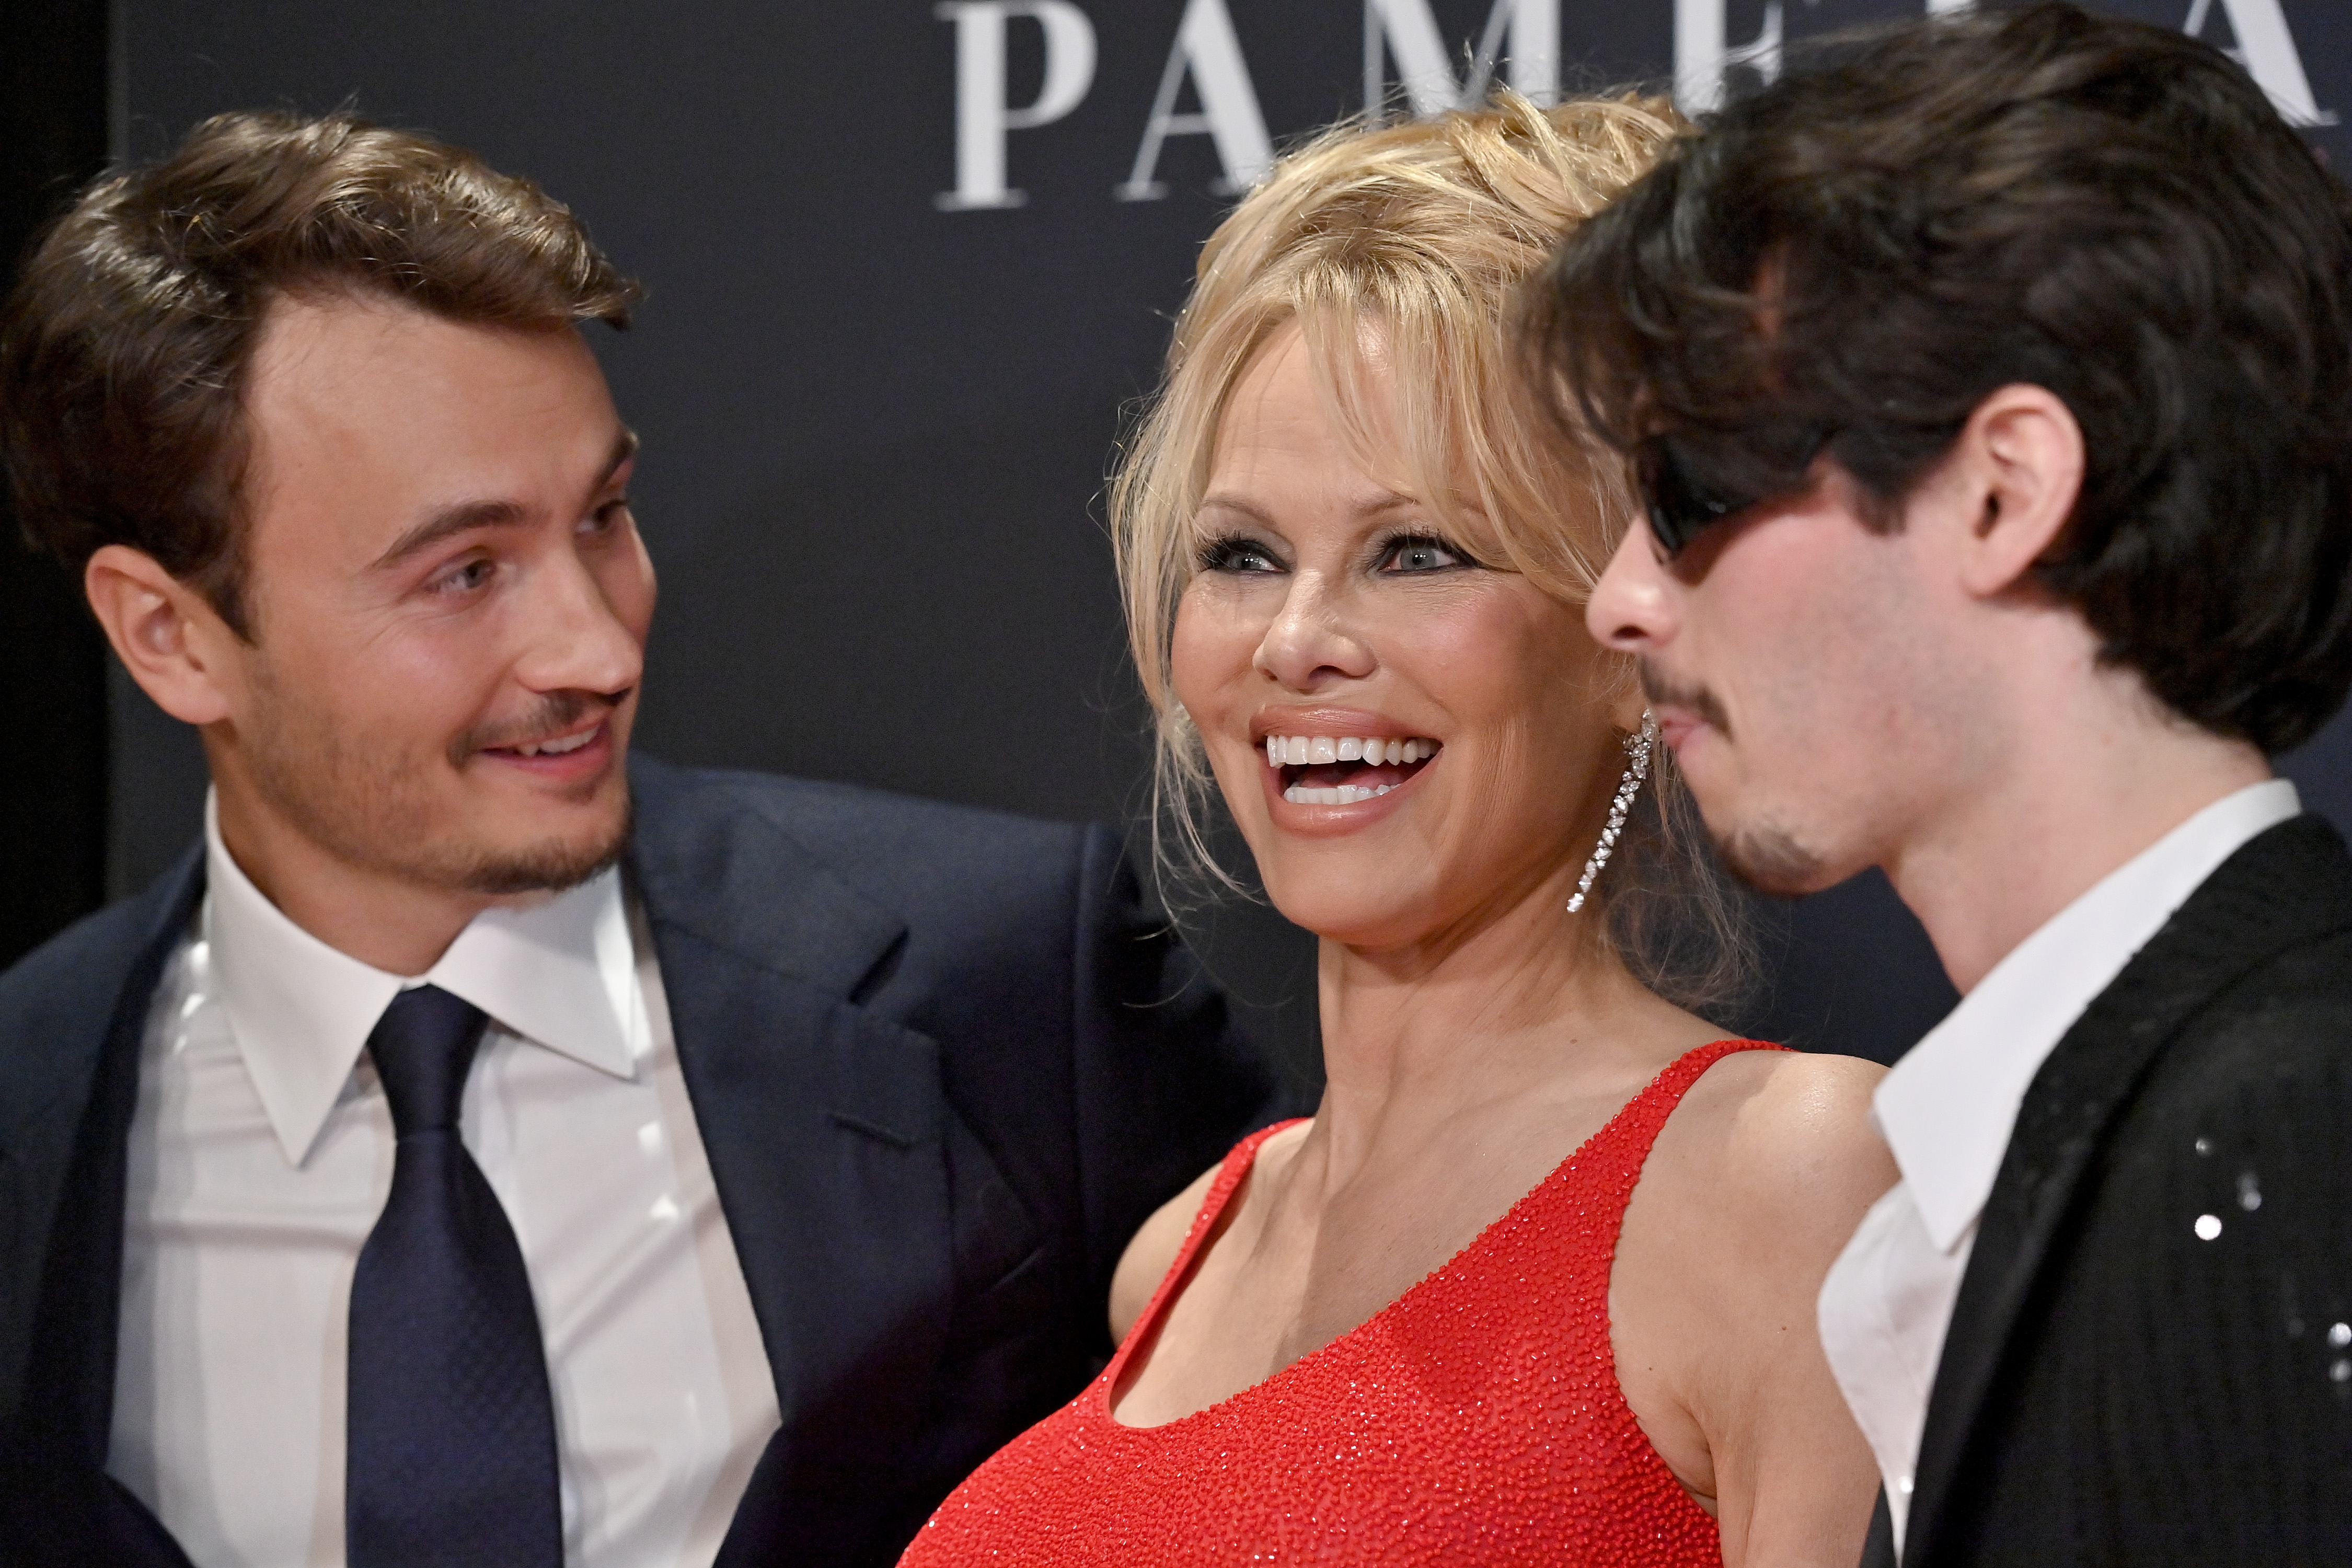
901, 1039, 1782, 1566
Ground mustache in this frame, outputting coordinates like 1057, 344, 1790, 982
449, 691, 616, 765
1637, 660, 1733, 739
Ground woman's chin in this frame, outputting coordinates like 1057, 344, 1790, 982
1260, 879, 1435, 951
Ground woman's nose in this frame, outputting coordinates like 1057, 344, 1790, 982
1253, 575, 1374, 691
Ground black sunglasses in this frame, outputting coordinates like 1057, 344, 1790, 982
1635, 430, 1834, 556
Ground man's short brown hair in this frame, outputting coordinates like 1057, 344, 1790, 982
0, 111, 640, 636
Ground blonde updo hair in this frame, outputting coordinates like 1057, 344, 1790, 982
1112, 91, 1755, 1014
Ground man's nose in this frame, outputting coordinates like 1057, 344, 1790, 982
514, 549, 644, 698
1585, 520, 1679, 654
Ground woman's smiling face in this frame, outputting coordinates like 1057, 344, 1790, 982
1172, 322, 1636, 952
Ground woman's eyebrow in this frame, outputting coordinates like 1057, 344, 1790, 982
1196, 492, 1276, 526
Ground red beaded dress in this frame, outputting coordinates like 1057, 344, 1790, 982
900, 1039, 1781, 1566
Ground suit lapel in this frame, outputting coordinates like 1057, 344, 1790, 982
15, 850, 203, 1474
1904, 815, 2352, 1565
626, 762, 956, 1467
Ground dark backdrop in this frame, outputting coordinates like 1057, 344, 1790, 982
0, 0, 109, 965
11, 0, 2352, 1081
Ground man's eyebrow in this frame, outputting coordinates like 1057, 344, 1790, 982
371, 429, 640, 570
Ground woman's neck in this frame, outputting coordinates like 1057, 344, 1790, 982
1306, 883, 1689, 1191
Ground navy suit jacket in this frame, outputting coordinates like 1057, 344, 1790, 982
0, 758, 1292, 1566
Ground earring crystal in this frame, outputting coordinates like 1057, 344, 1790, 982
1567, 710, 1658, 914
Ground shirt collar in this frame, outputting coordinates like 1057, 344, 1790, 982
1873, 778, 2301, 1252
204, 792, 639, 1167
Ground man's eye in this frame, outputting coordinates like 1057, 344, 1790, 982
582, 499, 630, 535
1199, 536, 1283, 574
1379, 535, 1467, 573
435, 557, 497, 594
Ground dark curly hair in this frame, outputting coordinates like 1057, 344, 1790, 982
1524, 2, 2352, 755
0, 111, 640, 637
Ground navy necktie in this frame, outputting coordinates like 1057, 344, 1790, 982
345, 985, 562, 1568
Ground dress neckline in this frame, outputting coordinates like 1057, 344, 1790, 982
1104, 1038, 1771, 1432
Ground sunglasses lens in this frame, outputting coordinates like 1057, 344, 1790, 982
1639, 442, 1730, 556
1636, 430, 1828, 556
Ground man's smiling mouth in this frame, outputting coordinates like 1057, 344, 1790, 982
504, 729, 598, 759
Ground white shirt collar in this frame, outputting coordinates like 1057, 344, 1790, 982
203, 792, 639, 1166
1873, 778, 2301, 1252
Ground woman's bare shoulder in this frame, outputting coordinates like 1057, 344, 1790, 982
1107, 1120, 1312, 1344
1673, 1047, 1897, 1252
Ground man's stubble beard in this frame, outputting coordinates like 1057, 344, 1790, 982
1715, 820, 1829, 897
242, 664, 631, 897
1638, 656, 1828, 896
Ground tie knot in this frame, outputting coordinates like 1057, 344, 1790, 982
367, 985, 489, 1137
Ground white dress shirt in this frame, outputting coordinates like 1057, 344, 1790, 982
106, 796, 780, 1568
1815, 778, 2301, 1554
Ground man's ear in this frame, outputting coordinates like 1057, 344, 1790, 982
84, 544, 243, 725
1950, 384, 2085, 599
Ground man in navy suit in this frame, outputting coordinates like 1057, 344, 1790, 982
0, 112, 1285, 1567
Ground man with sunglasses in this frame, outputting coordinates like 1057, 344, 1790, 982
1528, 5, 2352, 1566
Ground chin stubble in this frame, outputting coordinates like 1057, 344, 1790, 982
1715, 823, 1828, 897
448, 801, 631, 896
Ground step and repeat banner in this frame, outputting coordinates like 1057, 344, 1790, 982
112, 0, 2352, 1072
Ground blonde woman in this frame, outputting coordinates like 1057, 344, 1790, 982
901, 96, 1893, 1567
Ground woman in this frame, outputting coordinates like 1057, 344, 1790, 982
901, 95, 1895, 1566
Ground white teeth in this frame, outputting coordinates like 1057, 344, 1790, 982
1262, 735, 1440, 779
1260, 736, 1439, 762
1278, 780, 1405, 805
514, 728, 595, 758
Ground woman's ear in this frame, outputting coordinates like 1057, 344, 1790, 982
1949, 384, 2086, 599
84, 544, 241, 725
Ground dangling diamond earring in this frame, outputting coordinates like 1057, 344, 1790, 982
1567, 710, 1658, 914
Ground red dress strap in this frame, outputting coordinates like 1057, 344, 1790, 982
1115, 1116, 1307, 1377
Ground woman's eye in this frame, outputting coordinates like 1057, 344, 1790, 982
582, 499, 630, 536
1379, 535, 1467, 573
1200, 536, 1283, 574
